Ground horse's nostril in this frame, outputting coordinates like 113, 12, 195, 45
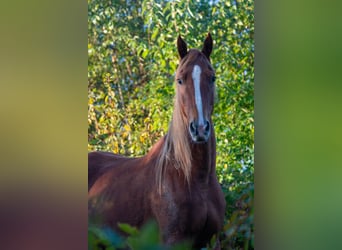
205, 120, 210, 132
190, 121, 197, 134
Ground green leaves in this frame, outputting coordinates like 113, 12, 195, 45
88, 226, 124, 250
90, 222, 192, 250
118, 223, 139, 236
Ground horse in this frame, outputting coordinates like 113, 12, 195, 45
88, 33, 226, 249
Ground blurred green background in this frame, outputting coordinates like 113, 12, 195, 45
0, 1, 88, 250
256, 1, 342, 249
87, 0, 254, 249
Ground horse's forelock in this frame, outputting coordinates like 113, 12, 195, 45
178, 49, 208, 69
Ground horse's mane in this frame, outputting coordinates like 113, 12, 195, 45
155, 50, 210, 193
155, 98, 192, 193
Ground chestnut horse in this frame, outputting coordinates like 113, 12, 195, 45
89, 34, 226, 249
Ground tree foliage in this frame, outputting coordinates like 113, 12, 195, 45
88, 0, 254, 249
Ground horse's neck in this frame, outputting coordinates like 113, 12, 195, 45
190, 132, 216, 182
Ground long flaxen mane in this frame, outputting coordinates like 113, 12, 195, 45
155, 50, 211, 192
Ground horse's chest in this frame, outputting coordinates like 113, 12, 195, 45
185, 192, 223, 247
174, 191, 215, 234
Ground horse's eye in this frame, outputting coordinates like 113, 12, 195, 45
177, 79, 183, 85
211, 75, 216, 83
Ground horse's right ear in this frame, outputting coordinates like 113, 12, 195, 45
202, 33, 213, 60
177, 35, 188, 59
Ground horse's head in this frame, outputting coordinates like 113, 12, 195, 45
175, 34, 216, 143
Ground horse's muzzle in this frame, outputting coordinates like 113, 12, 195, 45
189, 120, 210, 143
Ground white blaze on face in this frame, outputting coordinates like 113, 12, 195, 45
192, 65, 204, 126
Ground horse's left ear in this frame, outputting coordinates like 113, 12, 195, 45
202, 33, 213, 60
177, 35, 188, 59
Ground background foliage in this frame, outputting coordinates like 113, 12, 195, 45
88, 0, 254, 249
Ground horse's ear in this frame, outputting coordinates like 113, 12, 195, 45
177, 35, 188, 59
202, 33, 213, 59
